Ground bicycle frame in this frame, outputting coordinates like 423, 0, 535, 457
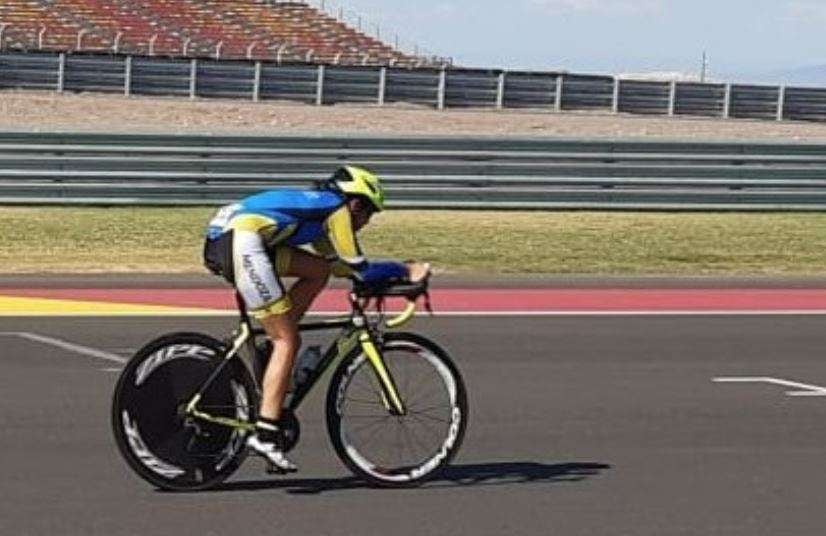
185, 291, 418, 431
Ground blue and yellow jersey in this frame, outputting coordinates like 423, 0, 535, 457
206, 188, 405, 284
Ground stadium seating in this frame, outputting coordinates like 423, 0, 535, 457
0, 0, 420, 65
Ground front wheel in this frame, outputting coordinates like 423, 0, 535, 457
111, 333, 257, 491
326, 332, 468, 487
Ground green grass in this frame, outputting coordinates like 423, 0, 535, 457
2, 207, 825, 275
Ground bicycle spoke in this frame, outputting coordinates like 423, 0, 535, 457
408, 402, 450, 415
407, 379, 447, 409
343, 397, 384, 406
353, 420, 393, 454
354, 366, 385, 403
395, 419, 407, 468
407, 411, 450, 424
403, 369, 441, 408
408, 412, 446, 443
350, 372, 376, 400
399, 419, 431, 460
348, 414, 393, 435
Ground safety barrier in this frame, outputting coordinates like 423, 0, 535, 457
0, 132, 824, 210
2, 51, 826, 121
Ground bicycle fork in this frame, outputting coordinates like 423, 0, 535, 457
357, 331, 407, 416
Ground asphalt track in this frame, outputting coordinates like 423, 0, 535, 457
2, 305, 826, 535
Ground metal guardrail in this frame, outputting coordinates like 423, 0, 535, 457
0, 132, 825, 210
3, 51, 826, 121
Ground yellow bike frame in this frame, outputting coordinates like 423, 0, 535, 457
185, 299, 419, 428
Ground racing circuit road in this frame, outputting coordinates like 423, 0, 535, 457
2, 288, 826, 535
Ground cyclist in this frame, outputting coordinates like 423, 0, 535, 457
203, 166, 429, 472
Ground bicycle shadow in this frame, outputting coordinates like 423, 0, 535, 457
206, 461, 611, 495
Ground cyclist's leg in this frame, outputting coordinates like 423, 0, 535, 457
257, 312, 299, 421
232, 231, 298, 422
274, 247, 331, 323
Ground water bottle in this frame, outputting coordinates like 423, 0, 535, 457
292, 345, 323, 389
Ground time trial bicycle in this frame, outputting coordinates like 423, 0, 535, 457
111, 277, 468, 490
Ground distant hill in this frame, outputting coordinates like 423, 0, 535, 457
617, 71, 706, 82
760, 65, 826, 86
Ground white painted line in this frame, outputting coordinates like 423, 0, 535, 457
100, 367, 123, 372
0, 331, 127, 364
712, 376, 826, 397
3, 309, 826, 318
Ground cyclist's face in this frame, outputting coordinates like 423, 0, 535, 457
348, 198, 375, 231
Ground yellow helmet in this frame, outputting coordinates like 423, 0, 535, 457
331, 166, 385, 212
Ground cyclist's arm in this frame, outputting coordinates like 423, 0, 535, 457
310, 237, 354, 278
320, 206, 407, 284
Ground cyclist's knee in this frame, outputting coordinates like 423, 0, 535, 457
260, 313, 300, 347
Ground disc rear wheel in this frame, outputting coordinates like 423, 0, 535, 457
111, 333, 257, 491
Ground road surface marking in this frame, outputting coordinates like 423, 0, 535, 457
3, 310, 826, 317
0, 331, 127, 364
0, 295, 220, 316
712, 377, 826, 397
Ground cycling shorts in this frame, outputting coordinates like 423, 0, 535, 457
204, 230, 294, 319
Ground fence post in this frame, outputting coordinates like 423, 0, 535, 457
776, 85, 786, 121
246, 41, 259, 61
437, 67, 446, 110
496, 71, 505, 109
252, 61, 261, 102
554, 74, 563, 112
612, 76, 620, 113
124, 55, 132, 96
189, 58, 197, 99
76, 29, 87, 52
315, 64, 325, 106
57, 52, 66, 93
668, 80, 677, 116
377, 66, 387, 106
723, 83, 732, 119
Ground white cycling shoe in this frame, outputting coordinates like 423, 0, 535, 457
247, 434, 298, 473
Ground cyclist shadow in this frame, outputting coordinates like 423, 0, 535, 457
209, 461, 611, 495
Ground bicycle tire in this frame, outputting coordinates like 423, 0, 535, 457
111, 332, 257, 491
325, 332, 468, 488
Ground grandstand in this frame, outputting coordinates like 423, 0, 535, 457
0, 0, 443, 66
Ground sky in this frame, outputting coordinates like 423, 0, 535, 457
312, 0, 826, 83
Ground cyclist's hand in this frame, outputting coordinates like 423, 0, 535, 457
406, 261, 431, 283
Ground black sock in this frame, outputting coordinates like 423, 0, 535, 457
255, 417, 283, 445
